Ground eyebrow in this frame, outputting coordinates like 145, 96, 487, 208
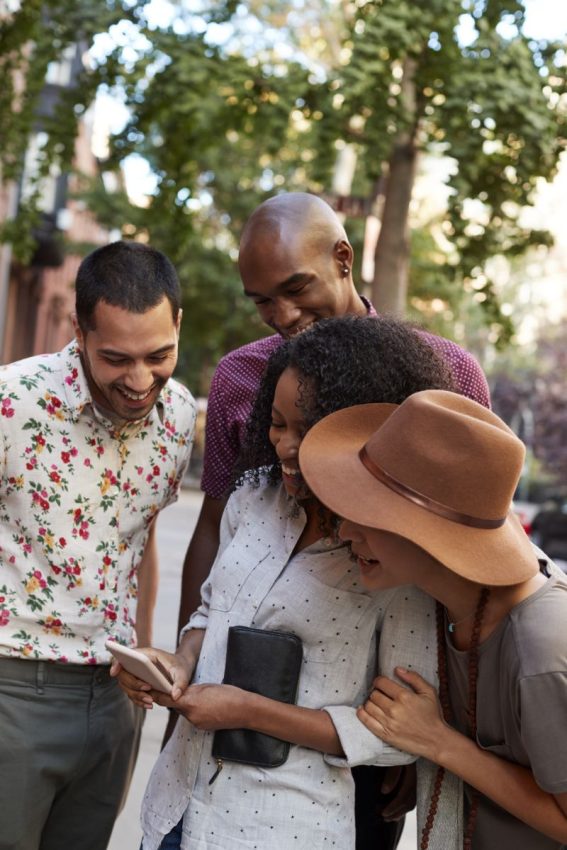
98, 344, 176, 358
243, 272, 310, 298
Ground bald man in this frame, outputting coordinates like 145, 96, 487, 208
167, 193, 490, 850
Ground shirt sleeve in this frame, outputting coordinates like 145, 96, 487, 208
519, 671, 567, 794
0, 382, 11, 481
161, 393, 197, 509
180, 487, 244, 634
324, 704, 417, 767
201, 359, 241, 499
0, 420, 6, 481
420, 332, 491, 409
324, 586, 438, 768
378, 586, 438, 683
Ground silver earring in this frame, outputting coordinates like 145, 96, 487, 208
341, 266, 349, 276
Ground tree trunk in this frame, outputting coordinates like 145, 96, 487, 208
372, 58, 419, 315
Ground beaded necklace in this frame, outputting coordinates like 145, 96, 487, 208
419, 587, 490, 850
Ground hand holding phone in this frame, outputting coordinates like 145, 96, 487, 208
105, 640, 173, 694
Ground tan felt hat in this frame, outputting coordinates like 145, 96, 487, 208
299, 390, 539, 586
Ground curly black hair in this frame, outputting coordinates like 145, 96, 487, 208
230, 314, 456, 491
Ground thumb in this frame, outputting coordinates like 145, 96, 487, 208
394, 667, 433, 693
170, 664, 190, 701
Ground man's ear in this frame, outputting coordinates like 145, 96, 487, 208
175, 308, 183, 337
72, 314, 85, 352
334, 239, 354, 275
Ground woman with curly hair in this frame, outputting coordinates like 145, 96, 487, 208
118, 315, 460, 850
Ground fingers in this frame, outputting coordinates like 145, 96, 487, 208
370, 675, 406, 700
149, 689, 176, 710
139, 649, 191, 701
357, 703, 386, 737
369, 670, 436, 702
169, 662, 190, 700
116, 667, 154, 709
392, 667, 435, 693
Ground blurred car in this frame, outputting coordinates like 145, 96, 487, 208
530, 502, 567, 572
512, 500, 540, 536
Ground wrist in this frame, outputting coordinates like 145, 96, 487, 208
238, 689, 260, 729
431, 722, 466, 767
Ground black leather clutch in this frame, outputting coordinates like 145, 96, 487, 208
211, 625, 303, 771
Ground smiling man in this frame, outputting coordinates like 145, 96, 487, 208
0, 241, 196, 850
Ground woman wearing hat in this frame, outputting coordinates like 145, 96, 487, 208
299, 390, 567, 849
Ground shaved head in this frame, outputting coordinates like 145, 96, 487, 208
237, 192, 365, 337
240, 193, 348, 258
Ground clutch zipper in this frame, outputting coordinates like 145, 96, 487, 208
209, 758, 224, 785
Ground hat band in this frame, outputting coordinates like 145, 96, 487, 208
358, 446, 506, 530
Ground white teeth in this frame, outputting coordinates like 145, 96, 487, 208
120, 387, 152, 401
286, 323, 313, 338
282, 464, 299, 475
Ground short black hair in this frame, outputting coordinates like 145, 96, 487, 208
75, 241, 181, 330
231, 315, 456, 491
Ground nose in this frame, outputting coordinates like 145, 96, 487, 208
271, 298, 302, 332
338, 519, 359, 543
275, 431, 300, 462
124, 361, 153, 392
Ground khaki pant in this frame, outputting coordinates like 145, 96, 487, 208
0, 657, 143, 850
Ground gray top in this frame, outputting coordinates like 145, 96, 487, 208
447, 571, 567, 849
140, 479, 454, 850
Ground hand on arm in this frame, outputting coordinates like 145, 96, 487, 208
358, 667, 567, 843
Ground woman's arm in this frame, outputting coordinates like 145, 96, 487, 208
358, 667, 567, 844
134, 519, 159, 646
151, 682, 345, 756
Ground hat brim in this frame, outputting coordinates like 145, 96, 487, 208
299, 404, 539, 586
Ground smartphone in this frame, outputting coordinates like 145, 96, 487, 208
105, 640, 173, 694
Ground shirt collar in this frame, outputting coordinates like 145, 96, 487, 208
361, 295, 377, 317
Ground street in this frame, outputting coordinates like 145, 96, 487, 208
108, 487, 417, 850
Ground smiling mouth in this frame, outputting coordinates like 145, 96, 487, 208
117, 385, 155, 402
282, 321, 315, 339
281, 464, 303, 482
349, 548, 379, 569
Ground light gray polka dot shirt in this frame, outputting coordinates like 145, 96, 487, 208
141, 480, 446, 850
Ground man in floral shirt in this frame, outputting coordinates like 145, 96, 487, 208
0, 241, 196, 850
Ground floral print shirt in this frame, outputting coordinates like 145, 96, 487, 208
0, 342, 196, 664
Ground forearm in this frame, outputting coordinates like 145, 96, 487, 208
243, 693, 344, 757
436, 726, 567, 843
136, 521, 159, 646
177, 494, 224, 633
176, 627, 205, 676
